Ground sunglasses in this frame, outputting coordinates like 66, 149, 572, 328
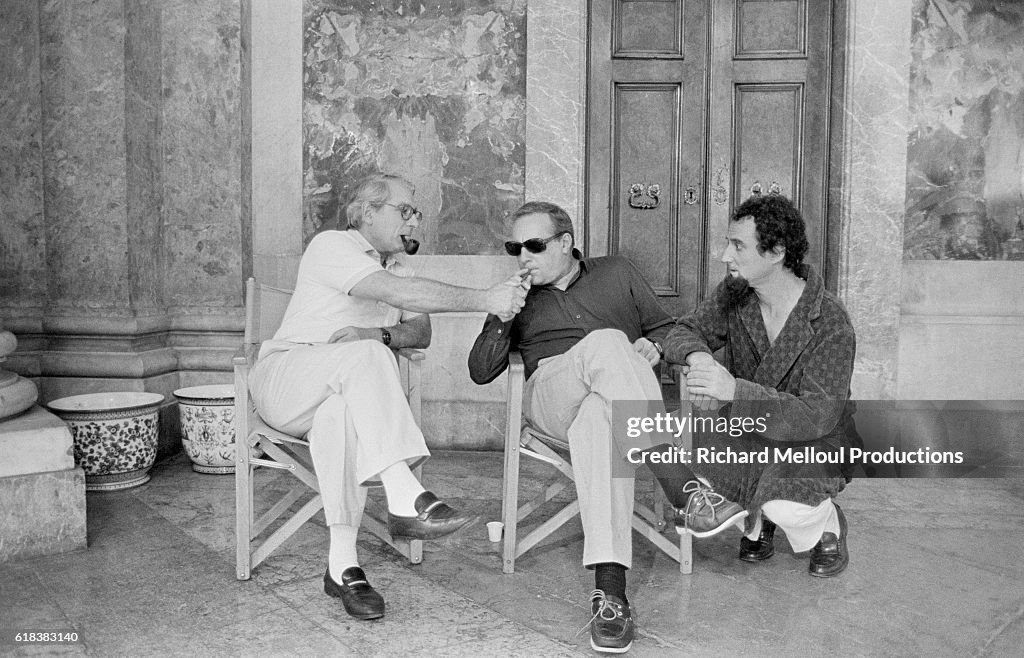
504, 232, 567, 257
381, 202, 423, 223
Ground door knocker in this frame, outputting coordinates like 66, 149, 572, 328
628, 183, 660, 210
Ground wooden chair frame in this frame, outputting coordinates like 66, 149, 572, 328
500, 352, 694, 574
234, 277, 424, 580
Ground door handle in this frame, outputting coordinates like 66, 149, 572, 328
628, 183, 660, 210
751, 180, 783, 197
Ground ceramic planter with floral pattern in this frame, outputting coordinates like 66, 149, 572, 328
173, 384, 236, 474
46, 392, 164, 491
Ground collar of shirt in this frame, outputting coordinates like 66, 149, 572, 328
346, 228, 397, 269
538, 256, 588, 291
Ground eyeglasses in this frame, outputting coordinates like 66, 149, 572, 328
504, 232, 567, 257
381, 202, 423, 223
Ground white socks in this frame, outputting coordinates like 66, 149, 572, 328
377, 461, 425, 516
329, 524, 360, 579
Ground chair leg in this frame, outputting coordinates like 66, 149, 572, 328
678, 531, 693, 574
236, 462, 253, 581
501, 434, 521, 574
409, 463, 423, 564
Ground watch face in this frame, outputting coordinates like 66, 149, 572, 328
381, 328, 391, 346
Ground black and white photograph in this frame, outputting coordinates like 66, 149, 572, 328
1, 0, 1022, 655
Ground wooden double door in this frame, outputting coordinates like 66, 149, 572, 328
587, 0, 845, 315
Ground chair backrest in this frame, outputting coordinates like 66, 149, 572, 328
244, 277, 294, 348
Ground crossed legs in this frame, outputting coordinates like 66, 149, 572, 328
524, 329, 664, 568
523, 329, 664, 653
249, 340, 476, 618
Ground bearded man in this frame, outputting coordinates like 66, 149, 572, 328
647, 193, 857, 578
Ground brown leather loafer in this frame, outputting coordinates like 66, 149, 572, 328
739, 518, 777, 562
324, 567, 385, 620
809, 503, 849, 577
387, 491, 479, 540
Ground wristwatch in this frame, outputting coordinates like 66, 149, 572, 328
380, 328, 392, 346
650, 338, 664, 358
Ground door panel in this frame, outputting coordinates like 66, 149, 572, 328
614, 84, 681, 295
588, 0, 840, 314
616, 0, 683, 57
588, 0, 707, 316
705, 0, 833, 294
733, 83, 802, 204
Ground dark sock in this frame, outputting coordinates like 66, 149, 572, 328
594, 562, 628, 604
642, 444, 699, 508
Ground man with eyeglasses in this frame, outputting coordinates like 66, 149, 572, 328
467, 201, 744, 653
248, 173, 528, 621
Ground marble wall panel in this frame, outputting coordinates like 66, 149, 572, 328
162, 0, 244, 312
39, 0, 131, 312
904, 0, 1024, 260
838, 0, 913, 399
524, 0, 586, 229
302, 0, 527, 254
0, 2, 46, 317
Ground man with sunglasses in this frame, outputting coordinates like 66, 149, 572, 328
249, 173, 528, 621
468, 201, 744, 653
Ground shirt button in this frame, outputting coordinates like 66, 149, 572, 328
497, 328, 503, 334
575, 315, 581, 319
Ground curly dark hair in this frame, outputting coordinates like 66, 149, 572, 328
732, 194, 808, 272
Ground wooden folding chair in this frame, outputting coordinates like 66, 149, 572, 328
234, 277, 424, 580
500, 352, 694, 574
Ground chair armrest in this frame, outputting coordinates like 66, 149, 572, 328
233, 344, 259, 369
505, 352, 526, 449
508, 352, 525, 396
670, 364, 689, 401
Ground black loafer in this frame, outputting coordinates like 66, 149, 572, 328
809, 504, 849, 577
387, 491, 479, 540
739, 518, 777, 562
324, 567, 385, 620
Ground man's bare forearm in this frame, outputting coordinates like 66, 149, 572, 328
349, 270, 519, 316
384, 278, 489, 314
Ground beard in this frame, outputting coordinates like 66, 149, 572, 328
400, 235, 420, 255
721, 273, 754, 308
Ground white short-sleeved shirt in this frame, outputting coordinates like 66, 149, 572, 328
258, 230, 419, 359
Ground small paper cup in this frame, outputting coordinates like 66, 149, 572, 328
486, 521, 504, 542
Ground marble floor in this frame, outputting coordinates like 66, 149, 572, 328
2, 450, 1023, 657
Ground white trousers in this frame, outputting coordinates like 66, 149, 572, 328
749, 498, 841, 552
523, 329, 664, 568
248, 341, 429, 526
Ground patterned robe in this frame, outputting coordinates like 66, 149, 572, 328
663, 264, 857, 511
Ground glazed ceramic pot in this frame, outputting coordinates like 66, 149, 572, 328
173, 384, 236, 474
46, 392, 164, 491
